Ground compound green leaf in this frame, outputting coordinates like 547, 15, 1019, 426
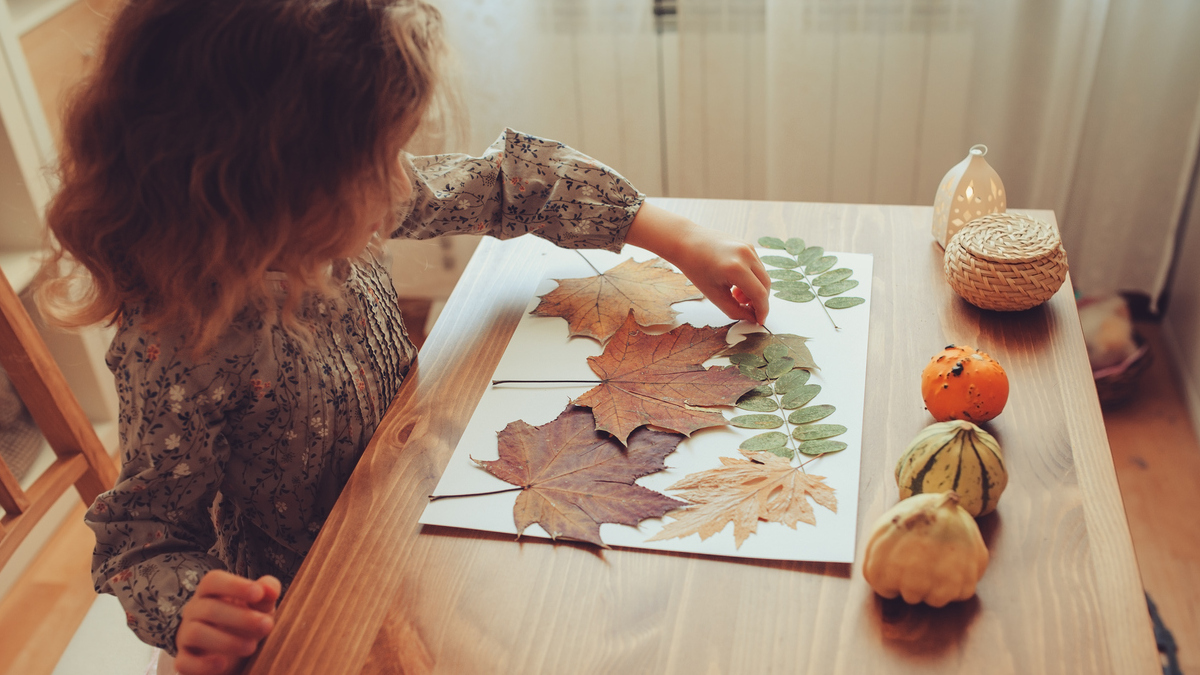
806, 256, 838, 275
817, 279, 859, 296
760, 255, 799, 269
767, 269, 803, 281
785, 238, 807, 256
825, 296, 865, 309
737, 396, 779, 412
780, 384, 821, 409
787, 404, 836, 424
792, 424, 848, 441
775, 288, 816, 303
798, 440, 848, 456
739, 431, 788, 452
730, 414, 784, 429
774, 369, 811, 395
729, 353, 766, 368
813, 268, 853, 286
758, 236, 786, 249
738, 365, 768, 381
797, 246, 824, 267
723, 333, 816, 371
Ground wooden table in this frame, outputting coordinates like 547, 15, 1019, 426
244, 199, 1160, 675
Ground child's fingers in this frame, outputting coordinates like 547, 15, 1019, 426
173, 650, 230, 675
196, 569, 265, 605
181, 597, 274, 639
248, 575, 282, 614
177, 619, 261, 659
726, 266, 771, 324
703, 285, 758, 324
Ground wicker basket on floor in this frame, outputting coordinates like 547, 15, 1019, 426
944, 213, 1069, 311
1094, 331, 1153, 408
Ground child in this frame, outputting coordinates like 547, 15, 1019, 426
37, 2, 770, 674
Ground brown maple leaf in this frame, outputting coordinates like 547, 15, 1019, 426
474, 405, 686, 547
531, 257, 704, 342
571, 313, 761, 445
647, 450, 837, 548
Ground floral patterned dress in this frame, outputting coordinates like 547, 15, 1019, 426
87, 130, 644, 653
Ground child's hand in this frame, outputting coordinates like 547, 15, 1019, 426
175, 571, 281, 675
625, 202, 771, 324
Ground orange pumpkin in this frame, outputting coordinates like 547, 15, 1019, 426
921, 345, 1009, 423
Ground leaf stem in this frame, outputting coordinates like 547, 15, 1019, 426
492, 379, 602, 385
793, 257, 840, 331
575, 250, 605, 276
429, 486, 524, 501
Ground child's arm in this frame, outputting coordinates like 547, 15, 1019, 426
624, 201, 771, 324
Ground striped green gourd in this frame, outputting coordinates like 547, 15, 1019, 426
895, 420, 1008, 517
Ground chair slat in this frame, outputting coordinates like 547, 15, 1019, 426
0, 457, 31, 514
0, 453, 89, 569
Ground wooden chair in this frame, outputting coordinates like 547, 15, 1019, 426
0, 265, 116, 571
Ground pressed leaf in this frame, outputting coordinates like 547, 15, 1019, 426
781, 384, 822, 409
775, 288, 816, 303
767, 269, 804, 281
745, 384, 774, 398
532, 257, 703, 342
784, 238, 807, 256
574, 313, 760, 444
736, 396, 779, 412
825, 296, 866, 309
770, 280, 811, 293
805, 256, 838, 275
760, 255, 799, 269
787, 404, 836, 424
729, 353, 766, 367
763, 344, 789, 362
758, 236, 787, 249
739, 431, 788, 451
813, 268, 854, 286
792, 424, 848, 441
475, 405, 685, 547
765, 356, 795, 379
817, 279, 860, 296
774, 369, 811, 394
739, 365, 768, 381
723, 332, 817, 371
648, 450, 837, 548
798, 440, 848, 456
796, 246, 824, 267
730, 414, 785, 429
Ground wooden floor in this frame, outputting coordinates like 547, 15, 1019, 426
1, 2, 1196, 674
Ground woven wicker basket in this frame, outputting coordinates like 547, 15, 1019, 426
944, 213, 1068, 311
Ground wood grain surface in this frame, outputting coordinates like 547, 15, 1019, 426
242, 199, 1160, 675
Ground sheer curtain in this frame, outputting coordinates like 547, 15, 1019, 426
439, 0, 1200, 307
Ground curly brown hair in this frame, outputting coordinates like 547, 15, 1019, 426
36, 0, 445, 354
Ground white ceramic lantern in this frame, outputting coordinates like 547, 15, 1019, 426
932, 144, 1006, 248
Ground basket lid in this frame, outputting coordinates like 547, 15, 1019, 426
954, 213, 1062, 263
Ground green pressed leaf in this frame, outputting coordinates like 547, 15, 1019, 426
760, 255, 799, 269
770, 280, 810, 293
798, 440, 848, 456
780, 384, 821, 409
805, 256, 838, 275
813, 268, 853, 286
797, 246, 824, 267
739, 431, 788, 451
723, 333, 817, 371
729, 353, 766, 367
730, 414, 784, 429
774, 369, 811, 394
767, 269, 804, 281
758, 236, 786, 249
738, 365, 768, 381
763, 344, 789, 362
785, 238, 807, 256
765, 356, 795, 379
745, 384, 774, 398
766, 445, 795, 459
737, 396, 779, 412
792, 424, 848, 441
817, 279, 859, 296
825, 296, 866, 309
788, 404, 836, 424
775, 288, 817, 303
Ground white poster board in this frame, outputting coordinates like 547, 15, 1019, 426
420, 241, 873, 563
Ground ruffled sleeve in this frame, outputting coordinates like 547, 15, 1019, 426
394, 128, 645, 252
87, 322, 241, 654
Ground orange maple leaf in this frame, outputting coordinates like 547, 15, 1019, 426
531, 257, 703, 342
573, 313, 760, 445
474, 405, 685, 547
647, 450, 838, 548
